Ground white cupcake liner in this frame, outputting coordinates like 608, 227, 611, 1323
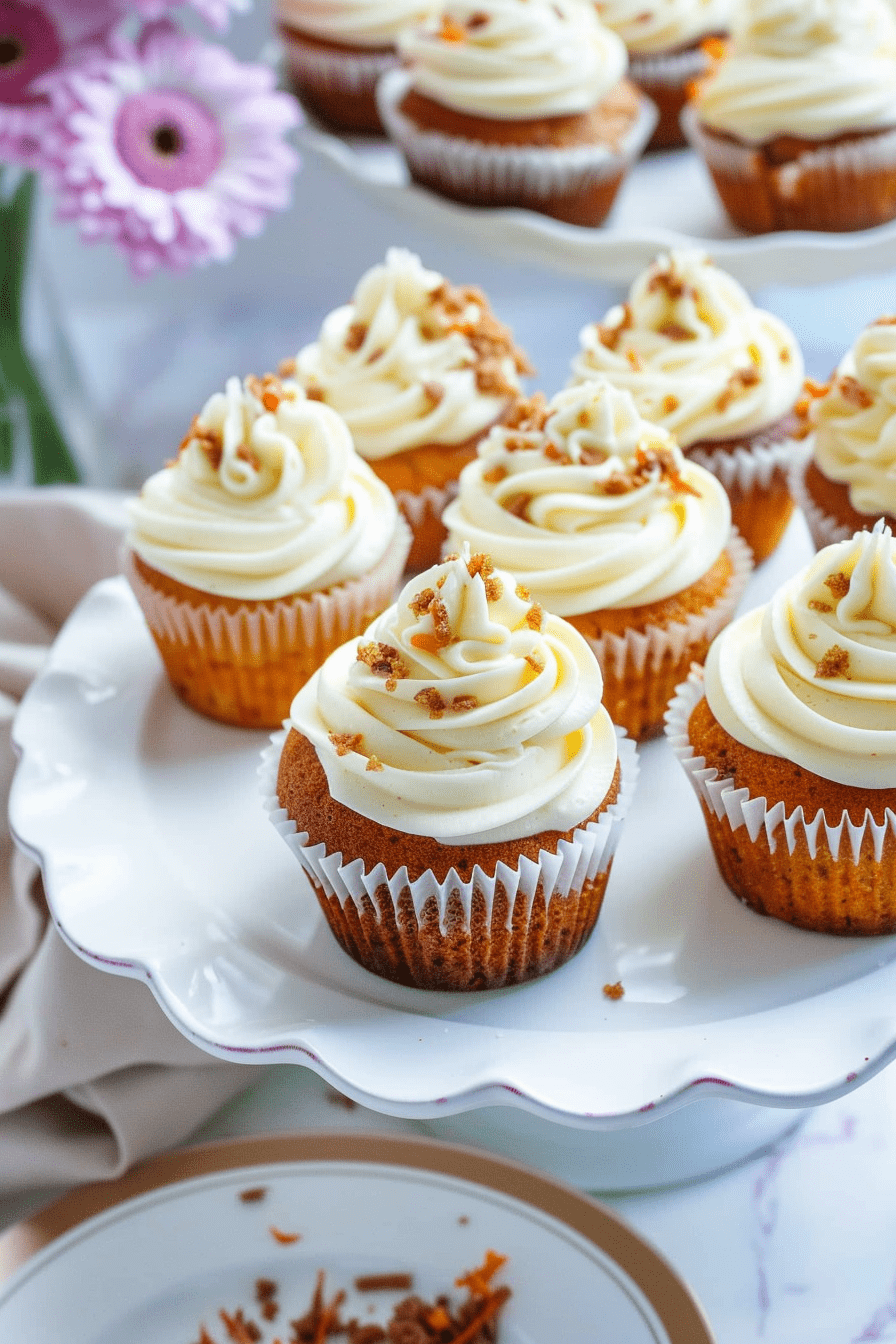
788, 439, 870, 549
376, 68, 658, 203
665, 669, 896, 863
687, 430, 801, 495
628, 43, 710, 90
281, 28, 397, 97
125, 519, 411, 662
582, 532, 753, 680
394, 477, 458, 531
681, 104, 896, 189
260, 728, 638, 933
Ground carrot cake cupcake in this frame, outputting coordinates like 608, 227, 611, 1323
667, 523, 896, 934
571, 250, 805, 561
443, 378, 752, 739
291, 247, 531, 571
126, 371, 410, 728
376, 0, 657, 226
264, 547, 637, 990
793, 316, 896, 549
684, 0, 896, 232
276, 0, 436, 133
595, 0, 731, 149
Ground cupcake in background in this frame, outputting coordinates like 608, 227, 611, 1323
595, 0, 731, 149
571, 250, 805, 562
276, 0, 436, 133
684, 0, 896, 232
291, 248, 531, 571
667, 523, 896, 935
376, 0, 657, 226
126, 372, 410, 728
443, 379, 752, 740
793, 316, 896, 549
265, 547, 637, 991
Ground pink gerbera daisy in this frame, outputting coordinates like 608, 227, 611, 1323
46, 21, 301, 275
0, 0, 119, 164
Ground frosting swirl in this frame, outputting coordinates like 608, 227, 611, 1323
811, 318, 896, 518
288, 549, 619, 843
572, 251, 804, 447
294, 249, 527, 462
398, 0, 628, 119
595, 0, 731, 54
705, 524, 896, 788
128, 373, 399, 601
443, 380, 731, 615
694, 0, 896, 142
275, 0, 436, 48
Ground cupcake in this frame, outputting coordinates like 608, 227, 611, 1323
376, 0, 657, 226
291, 248, 531, 572
793, 316, 896, 549
571, 250, 805, 562
684, 0, 896, 233
276, 0, 436, 134
667, 523, 896, 935
442, 379, 752, 740
126, 372, 410, 728
264, 548, 637, 990
595, 0, 731, 149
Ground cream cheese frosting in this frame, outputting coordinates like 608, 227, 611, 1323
571, 251, 804, 448
810, 318, 896, 518
128, 373, 399, 601
293, 249, 527, 462
694, 0, 896, 143
443, 379, 731, 616
595, 0, 730, 55
704, 523, 896, 788
287, 547, 619, 844
275, 0, 435, 48
397, 0, 628, 120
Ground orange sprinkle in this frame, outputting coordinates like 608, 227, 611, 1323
427, 1306, 452, 1331
439, 17, 467, 40
269, 1226, 301, 1245
456, 1250, 507, 1298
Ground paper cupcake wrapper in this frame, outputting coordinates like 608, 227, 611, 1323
376, 68, 658, 202
687, 431, 801, 495
629, 43, 710, 90
788, 442, 855, 550
260, 728, 638, 933
582, 533, 753, 681
394, 478, 458, 531
682, 104, 896, 184
281, 30, 397, 96
665, 670, 896, 863
126, 522, 410, 663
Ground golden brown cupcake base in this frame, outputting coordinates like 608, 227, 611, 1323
277, 729, 622, 989
802, 458, 896, 545
370, 438, 481, 573
688, 696, 896, 935
280, 25, 392, 134
693, 119, 896, 233
128, 547, 401, 729
399, 82, 641, 150
569, 551, 736, 740
687, 413, 800, 563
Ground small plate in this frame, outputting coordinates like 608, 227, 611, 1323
0, 1133, 714, 1342
8, 519, 896, 1129
301, 128, 896, 288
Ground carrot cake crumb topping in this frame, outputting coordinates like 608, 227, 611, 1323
656, 320, 694, 342
278, 358, 297, 378
524, 650, 545, 674
238, 1186, 267, 1204
515, 583, 530, 601
366, 755, 384, 772
525, 603, 543, 631
824, 571, 850, 599
452, 694, 479, 712
808, 599, 833, 613
415, 687, 447, 719
357, 643, 410, 681
345, 322, 368, 351
408, 587, 436, 617
423, 381, 444, 407
662, 394, 679, 414
815, 645, 850, 679
482, 464, 507, 483
838, 375, 873, 409
603, 981, 625, 1000
328, 732, 363, 757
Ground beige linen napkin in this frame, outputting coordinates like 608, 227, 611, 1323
0, 487, 254, 1191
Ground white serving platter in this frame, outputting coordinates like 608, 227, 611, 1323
0, 1133, 714, 1342
301, 127, 896, 288
9, 517, 896, 1157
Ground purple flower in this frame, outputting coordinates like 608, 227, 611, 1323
0, 0, 120, 164
45, 22, 301, 275
130, 0, 251, 33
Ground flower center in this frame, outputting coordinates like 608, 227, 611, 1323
0, 2, 62, 105
114, 89, 224, 192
